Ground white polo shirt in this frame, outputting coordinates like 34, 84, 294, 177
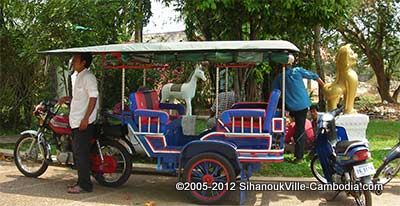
69, 69, 99, 129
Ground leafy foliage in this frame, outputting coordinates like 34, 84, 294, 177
338, 0, 400, 102
0, 0, 151, 130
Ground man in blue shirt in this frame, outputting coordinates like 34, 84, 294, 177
272, 56, 324, 163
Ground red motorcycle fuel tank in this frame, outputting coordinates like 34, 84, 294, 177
49, 115, 72, 135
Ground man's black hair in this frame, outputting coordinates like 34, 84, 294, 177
80, 53, 93, 68
310, 104, 319, 111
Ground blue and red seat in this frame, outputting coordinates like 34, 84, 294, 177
129, 90, 185, 133
129, 90, 169, 133
219, 89, 281, 134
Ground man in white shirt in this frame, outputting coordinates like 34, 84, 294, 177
60, 53, 98, 193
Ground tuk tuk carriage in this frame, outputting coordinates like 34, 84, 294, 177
40, 40, 298, 204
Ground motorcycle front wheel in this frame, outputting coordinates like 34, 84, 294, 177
310, 155, 328, 184
14, 134, 49, 177
373, 157, 400, 185
92, 139, 132, 187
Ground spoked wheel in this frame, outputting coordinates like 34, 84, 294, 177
310, 155, 328, 184
373, 158, 400, 186
14, 134, 48, 177
183, 152, 235, 204
352, 190, 372, 206
92, 140, 132, 187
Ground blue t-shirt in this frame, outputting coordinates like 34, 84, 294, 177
272, 66, 319, 112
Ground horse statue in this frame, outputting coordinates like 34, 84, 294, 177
161, 64, 207, 115
323, 44, 358, 114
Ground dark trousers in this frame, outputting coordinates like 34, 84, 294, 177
290, 108, 308, 160
72, 124, 95, 192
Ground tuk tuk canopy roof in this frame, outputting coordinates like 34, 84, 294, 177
40, 40, 299, 65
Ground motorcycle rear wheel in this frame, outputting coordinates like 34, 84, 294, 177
92, 139, 132, 187
14, 134, 49, 177
353, 189, 371, 206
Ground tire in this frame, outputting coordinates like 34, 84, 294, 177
92, 139, 132, 187
354, 190, 372, 206
14, 134, 49, 177
182, 152, 235, 204
373, 157, 400, 186
310, 155, 328, 184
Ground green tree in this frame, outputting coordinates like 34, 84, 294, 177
338, 0, 400, 103
0, 0, 151, 130
168, 0, 354, 105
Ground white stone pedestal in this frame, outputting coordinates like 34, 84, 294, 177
336, 114, 369, 143
182, 115, 197, 136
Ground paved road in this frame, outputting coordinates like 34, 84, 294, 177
0, 161, 398, 206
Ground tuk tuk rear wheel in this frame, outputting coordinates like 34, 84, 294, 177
182, 152, 235, 204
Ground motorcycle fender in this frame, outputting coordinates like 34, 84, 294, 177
117, 138, 134, 155
20, 130, 38, 137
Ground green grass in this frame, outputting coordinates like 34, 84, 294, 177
195, 118, 208, 134
257, 120, 400, 177
367, 120, 400, 169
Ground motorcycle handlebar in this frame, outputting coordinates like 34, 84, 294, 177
330, 105, 344, 118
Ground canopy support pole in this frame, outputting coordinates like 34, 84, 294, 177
225, 68, 228, 92
143, 69, 146, 86
282, 65, 286, 118
122, 68, 126, 113
215, 67, 220, 118
44, 55, 50, 74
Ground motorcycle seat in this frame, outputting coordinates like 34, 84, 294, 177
336, 140, 366, 154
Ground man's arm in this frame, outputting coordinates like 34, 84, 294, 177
316, 78, 325, 86
79, 97, 97, 131
298, 67, 319, 80
297, 67, 325, 86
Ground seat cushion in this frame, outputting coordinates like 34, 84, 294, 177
336, 140, 363, 153
135, 90, 160, 110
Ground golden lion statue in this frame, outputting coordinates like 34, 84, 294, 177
323, 44, 358, 114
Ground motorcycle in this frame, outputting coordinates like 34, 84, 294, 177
310, 106, 374, 206
373, 132, 400, 188
13, 100, 132, 187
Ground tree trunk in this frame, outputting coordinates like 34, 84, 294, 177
245, 68, 258, 101
367, 51, 395, 103
134, 0, 143, 43
392, 85, 400, 103
313, 24, 326, 111
49, 65, 58, 98
134, 22, 142, 43
233, 69, 240, 100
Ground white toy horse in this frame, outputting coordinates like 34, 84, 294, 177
161, 64, 206, 115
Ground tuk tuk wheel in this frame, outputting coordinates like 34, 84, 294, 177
182, 152, 235, 204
